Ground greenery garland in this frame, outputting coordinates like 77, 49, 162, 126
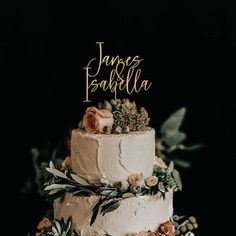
44, 161, 182, 226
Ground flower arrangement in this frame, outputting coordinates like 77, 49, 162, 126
32, 217, 79, 236
79, 98, 150, 134
127, 215, 198, 236
30, 214, 198, 236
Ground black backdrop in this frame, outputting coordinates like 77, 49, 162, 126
1, 1, 235, 235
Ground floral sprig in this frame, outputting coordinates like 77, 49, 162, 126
32, 214, 198, 236
79, 98, 150, 134
44, 159, 181, 225
34, 217, 79, 236
171, 214, 198, 236
127, 214, 198, 236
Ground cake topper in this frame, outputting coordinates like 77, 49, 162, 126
83, 42, 152, 102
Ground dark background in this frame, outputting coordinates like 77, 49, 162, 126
1, 1, 235, 235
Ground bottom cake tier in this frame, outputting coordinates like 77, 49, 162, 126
54, 191, 173, 236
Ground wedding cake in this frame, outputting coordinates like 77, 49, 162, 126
34, 99, 198, 236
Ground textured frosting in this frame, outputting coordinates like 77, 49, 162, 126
70, 128, 156, 184
54, 191, 173, 236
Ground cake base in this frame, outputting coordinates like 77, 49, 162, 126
54, 191, 173, 236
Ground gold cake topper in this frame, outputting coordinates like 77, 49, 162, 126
83, 42, 152, 102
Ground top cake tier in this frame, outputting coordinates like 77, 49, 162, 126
71, 128, 155, 184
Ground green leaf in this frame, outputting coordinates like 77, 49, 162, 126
46, 167, 68, 179
163, 131, 186, 146
167, 161, 174, 174
55, 220, 61, 234
158, 181, 165, 193
178, 143, 204, 151
90, 197, 104, 226
101, 200, 120, 215
99, 190, 114, 196
172, 169, 182, 191
44, 184, 71, 191
70, 174, 89, 185
76, 187, 95, 195
160, 107, 186, 135
48, 189, 64, 195
122, 192, 135, 198
49, 161, 56, 169
52, 226, 58, 234
64, 217, 72, 235
174, 159, 191, 168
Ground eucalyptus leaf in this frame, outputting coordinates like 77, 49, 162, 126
46, 168, 68, 179
160, 107, 186, 135
70, 174, 89, 185
172, 169, 182, 190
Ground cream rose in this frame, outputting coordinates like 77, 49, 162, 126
128, 173, 144, 187
145, 176, 159, 187
83, 107, 114, 134
158, 221, 175, 236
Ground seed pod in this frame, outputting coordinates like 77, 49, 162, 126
186, 223, 193, 231
189, 216, 196, 224
179, 225, 187, 233
173, 215, 180, 221
193, 223, 198, 229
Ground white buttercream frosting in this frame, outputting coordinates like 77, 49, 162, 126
54, 191, 173, 236
54, 128, 174, 235
70, 128, 156, 184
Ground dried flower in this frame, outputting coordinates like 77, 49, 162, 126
145, 176, 159, 187
136, 107, 150, 131
37, 217, 51, 230
113, 109, 126, 130
83, 107, 114, 133
60, 156, 71, 172
158, 221, 175, 236
128, 173, 144, 187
